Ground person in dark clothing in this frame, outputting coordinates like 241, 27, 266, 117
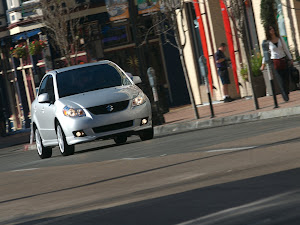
0, 102, 6, 137
215, 43, 232, 102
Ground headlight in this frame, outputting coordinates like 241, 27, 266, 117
63, 106, 86, 117
132, 93, 146, 107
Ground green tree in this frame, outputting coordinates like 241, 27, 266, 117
260, 0, 277, 31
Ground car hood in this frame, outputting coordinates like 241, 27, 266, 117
57, 85, 141, 109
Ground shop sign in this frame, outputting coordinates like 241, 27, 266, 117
138, 0, 160, 15
105, 0, 129, 22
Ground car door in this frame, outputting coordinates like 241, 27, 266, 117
35, 75, 57, 141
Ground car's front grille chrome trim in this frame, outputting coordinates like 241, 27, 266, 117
87, 100, 129, 115
92, 120, 133, 133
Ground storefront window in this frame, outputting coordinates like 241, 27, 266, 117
101, 24, 129, 48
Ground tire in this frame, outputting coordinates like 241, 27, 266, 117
35, 128, 52, 159
113, 135, 127, 145
139, 127, 154, 141
57, 124, 75, 156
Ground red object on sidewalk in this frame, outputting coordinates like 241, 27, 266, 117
193, 0, 213, 94
219, 0, 240, 95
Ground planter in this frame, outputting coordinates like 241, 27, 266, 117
10, 44, 28, 59
252, 75, 266, 98
29, 40, 46, 55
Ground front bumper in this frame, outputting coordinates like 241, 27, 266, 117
60, 103, 152, 145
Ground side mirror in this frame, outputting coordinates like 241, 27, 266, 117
132, 76, 142, 84
38, 93, 50, 103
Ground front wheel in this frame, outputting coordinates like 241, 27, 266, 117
139, 127, 154, 141
35, 128, 52, 159
57, 124, 75, 156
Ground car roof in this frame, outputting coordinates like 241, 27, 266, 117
52, 60, 113, 74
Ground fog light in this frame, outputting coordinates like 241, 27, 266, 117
73, 130, 86, 137
141, 118, 148, 125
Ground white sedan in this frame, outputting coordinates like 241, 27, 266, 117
31, 60, 153, 159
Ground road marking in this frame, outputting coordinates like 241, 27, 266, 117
121, 157, 146, 160
206, 146, 257, 153
11, 168, 39, 172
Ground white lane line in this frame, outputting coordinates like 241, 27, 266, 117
206, 146, 257, 153
11, 168, 39, 172
121, 157, 147, 160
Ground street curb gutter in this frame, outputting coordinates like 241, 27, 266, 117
154, 105, 300, 136
16, 105, 300, 151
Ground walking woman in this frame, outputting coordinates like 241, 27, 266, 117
261, 25, 293, 102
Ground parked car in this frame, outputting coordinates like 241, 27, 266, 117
31, 60, 153, 159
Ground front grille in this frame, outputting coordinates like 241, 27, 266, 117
92, 120, 133, 133
87, 100, 129, 115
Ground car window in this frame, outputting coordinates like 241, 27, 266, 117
46, 76, 55, 103
38, 75, 55, 102
57, 64, 132, 98
38, 76, 49, 96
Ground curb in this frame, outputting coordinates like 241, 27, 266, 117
2, 105, 300, 151
154, 105, 300, 136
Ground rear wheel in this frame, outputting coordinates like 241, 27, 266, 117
35, 128, 52, 159
57, 124, 75, 156
113, 135, 127, 145
139, 127, 154, 141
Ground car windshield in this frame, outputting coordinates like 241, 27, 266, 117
56, 63, 132, 98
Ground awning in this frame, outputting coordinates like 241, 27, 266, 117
12, 29, 41, 42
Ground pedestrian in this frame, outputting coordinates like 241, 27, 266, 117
260, 25, 293, 102
0, 103, 6, 137
215, 43, 232, 102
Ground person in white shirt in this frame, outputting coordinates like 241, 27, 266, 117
261, 25, 293, 102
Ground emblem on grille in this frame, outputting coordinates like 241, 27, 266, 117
106, 105, 114, 112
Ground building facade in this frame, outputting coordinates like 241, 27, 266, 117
1, 0, 300, 133
179, 0, 300, 105
1, 0, 191, 132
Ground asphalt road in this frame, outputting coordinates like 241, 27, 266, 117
1, 116, 300, 224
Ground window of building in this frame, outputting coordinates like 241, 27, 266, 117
22, 7, 36, 17
11, 15, 15, 22
101, 24, 129, 48
137, 16, 156, 40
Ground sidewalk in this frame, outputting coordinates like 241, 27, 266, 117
157, 90, 300, 134
1, 90, 300, 150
